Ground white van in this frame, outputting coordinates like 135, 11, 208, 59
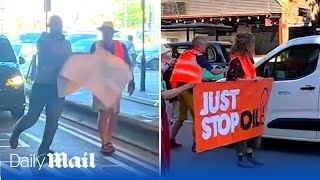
255, 35, 320, 142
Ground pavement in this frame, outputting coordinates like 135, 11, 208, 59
0, 108, 159, 179
167, 122, 320, 178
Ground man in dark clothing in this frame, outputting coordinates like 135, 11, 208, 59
10, 15, 72, 161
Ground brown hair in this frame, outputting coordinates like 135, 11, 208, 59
230, 32, 255, 58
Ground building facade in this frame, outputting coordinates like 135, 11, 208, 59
161, 0, 319, 55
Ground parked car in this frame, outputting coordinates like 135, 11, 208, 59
71, 38, 97, 53
71, 38, 137, 66
12, 43, 35, 61
67, 33, 98, 44
0, 35, 26, 119
255, 35, 320, 142
136, 44, 160, 70
166, 41, 232, 69
18, 32, 42, 44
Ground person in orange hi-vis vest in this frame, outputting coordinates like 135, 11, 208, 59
226, 32, 264, 168
90, 21, 135, 155
170, 36, 228, 152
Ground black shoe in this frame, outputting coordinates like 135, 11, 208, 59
237, 159, 255, 168
9, 133, 19, 149
170, 139, 182, 149
247, 156, 264, 166
192, 142, 196, 152
37, 150, 55, 165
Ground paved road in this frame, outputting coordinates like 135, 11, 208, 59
0, 109, 159, 179
168, 122, 320, 178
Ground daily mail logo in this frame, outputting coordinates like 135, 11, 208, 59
9, 152, 95, 170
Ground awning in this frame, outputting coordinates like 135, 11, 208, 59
161, 0, 282, 19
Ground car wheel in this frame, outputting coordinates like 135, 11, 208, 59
149, 59, 159, 71
11, 106, 25, 119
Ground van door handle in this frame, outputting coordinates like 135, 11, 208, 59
300, 85, 315, 90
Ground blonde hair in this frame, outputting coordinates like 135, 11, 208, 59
230, 33, 255, 58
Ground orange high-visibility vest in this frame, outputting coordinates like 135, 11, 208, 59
170, 49, 203, 88
231, 53, 256, 79
95, 40, 125, 60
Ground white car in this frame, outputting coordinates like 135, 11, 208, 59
255, 35, 320, 142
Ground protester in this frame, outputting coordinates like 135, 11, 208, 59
90, 21, 135, 155
127, 35, 137, 67
170, 36, 228, 152
161, 59, 195, 175
226, 32, 264, 168
10, 15, 72, 161
161, 44, 179, 125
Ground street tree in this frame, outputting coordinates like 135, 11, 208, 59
113, 0, 143, 29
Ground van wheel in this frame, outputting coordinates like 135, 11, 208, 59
149, 59, 159, 71
11, 106, 25, 120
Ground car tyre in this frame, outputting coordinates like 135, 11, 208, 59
11, 106, 25, 120
149, 59, 159, 71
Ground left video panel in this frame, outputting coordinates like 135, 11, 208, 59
0, 0, 160, 179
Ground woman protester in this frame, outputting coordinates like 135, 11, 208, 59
226, 32, 264, 168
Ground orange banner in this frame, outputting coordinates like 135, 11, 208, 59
194, 78, 273, 153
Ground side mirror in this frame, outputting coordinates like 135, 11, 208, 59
19, 57, 26, 64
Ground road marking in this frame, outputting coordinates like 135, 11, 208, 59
24, 106, 156, 176
56, 125, 147, 177
0, 133, 30, 148
54, 118, 158, 173
35, 110, 158, 171
1, 162, 33, 177
103, 157, 146, 177
23, 127, 146, 177
41, 165, 71, 178
22, 133, 104, 177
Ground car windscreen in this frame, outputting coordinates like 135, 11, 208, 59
0, 39, 17, 62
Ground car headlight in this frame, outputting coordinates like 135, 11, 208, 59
6, 76, 24, 87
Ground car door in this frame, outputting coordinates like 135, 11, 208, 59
257, 44, 320, 139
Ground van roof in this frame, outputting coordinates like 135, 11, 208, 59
286, 35, 320, 46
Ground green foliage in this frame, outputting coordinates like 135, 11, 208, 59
114, 0, 143, 29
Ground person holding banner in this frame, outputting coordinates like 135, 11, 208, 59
161, 44, 179, 125
227, 32, 264, 168
161, 76, 195, 175
10, 15, 72, 161
90, 21, 135, 155
170, 36, 227, 152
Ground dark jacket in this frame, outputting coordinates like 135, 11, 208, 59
35, 32, 72, 85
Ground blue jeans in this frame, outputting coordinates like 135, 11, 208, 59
13, 83, 65, 155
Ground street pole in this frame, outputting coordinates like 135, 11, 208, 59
140, 0, 146, 91
45, 12, 48, 32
